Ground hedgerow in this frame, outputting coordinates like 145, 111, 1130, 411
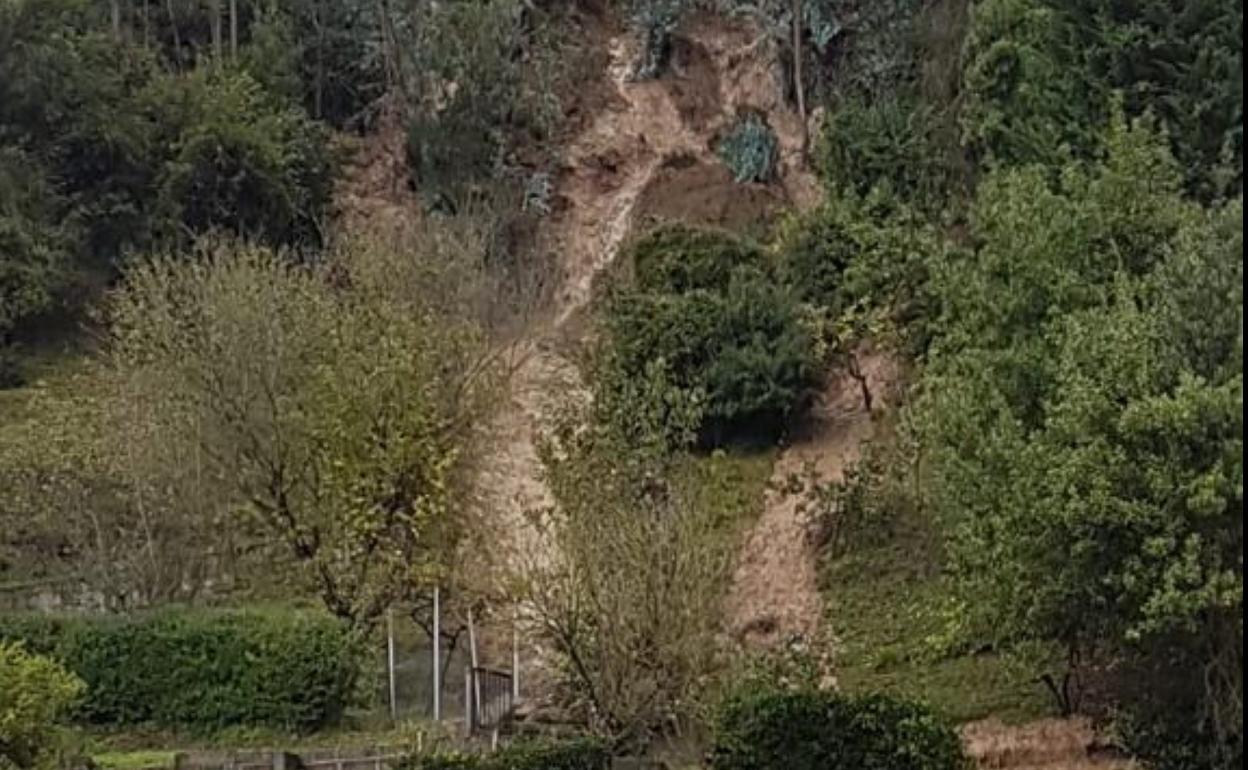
0, 608, 363, 733
710, 688, 968, 770
400, 737, 609, 770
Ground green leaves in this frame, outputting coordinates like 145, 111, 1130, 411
401, 737, 609, 770
0, 641, 83, 770
915, 113, 1242, 754
603, 226, 818, 445
0, 610, 361, 733
717, 113, 779, 184
709, 688, 969, 770
100, 230, 499, 630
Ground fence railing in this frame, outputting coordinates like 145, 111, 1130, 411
465, 666, 515, 735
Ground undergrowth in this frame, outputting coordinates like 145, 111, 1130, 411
819, 504, 1051, 724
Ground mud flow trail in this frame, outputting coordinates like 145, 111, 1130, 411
726, 352, 899, 648
472, 17, 819, 579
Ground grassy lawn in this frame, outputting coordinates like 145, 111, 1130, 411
820, 507, 1053, 725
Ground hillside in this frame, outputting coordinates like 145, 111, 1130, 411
2, 2, 1242, 769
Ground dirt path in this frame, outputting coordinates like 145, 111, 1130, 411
727, 352, 899, 647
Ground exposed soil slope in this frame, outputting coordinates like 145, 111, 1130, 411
472, 15, 820, 580
964, 719, 1138, 769
727, 352, 899, 647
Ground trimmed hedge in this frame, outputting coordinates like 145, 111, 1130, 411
0, 609, 363, 733
401, 737, 610, 770
710, 689, 969, 770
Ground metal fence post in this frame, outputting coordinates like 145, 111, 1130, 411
432, 585, 441, 721
386, 608, 397, 721
464, 666, 474, 736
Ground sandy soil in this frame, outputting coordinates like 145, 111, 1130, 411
963, 718, 1138, 769
726, 352, 899, 648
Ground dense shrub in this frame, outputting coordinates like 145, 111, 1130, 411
0, 149, 71, 341
604, 225, 818, 443
710, 688, 968, 770
402, 0, 559, 200
816, 96, 951, 211
401, 737, 609, 770
0, 609, 363, 732
775, 192, 940, 353
962, 0, 1242, 196
718, 113, 778, 184
0, 641, 84, 770
147, 69, 335, 248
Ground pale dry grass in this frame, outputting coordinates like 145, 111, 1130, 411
963, 718, 1138, 770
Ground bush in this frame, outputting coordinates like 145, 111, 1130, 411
148, 69, 335, 249
0, 148, 72, 340
0, 609, 363, 733
0, 641, 84, 770
815, 96, 951, 212
775, 193, 940, 354
710, 688, 968, 770
401, 737, 610, 770
605, 226, 818, 444
402, 0, 559, 200
718, 113, 778, 184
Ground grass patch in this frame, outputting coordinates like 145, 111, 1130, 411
0, 339, 91, 423
820, 508, 1051, 725
92, 750, 179, 770
677, 447, 777, 535
82, 718, 433, 756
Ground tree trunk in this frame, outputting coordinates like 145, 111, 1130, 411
110, 1, 122, 41
847, 353, 873, 413
229, 0, 238, 60
314, 0, 325, 119
792, 0, 809, 157
211, 0, 223, 64
164, 0, 182, 69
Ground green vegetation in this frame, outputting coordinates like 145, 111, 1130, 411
821, 504, 1050, 724
401, 737, 609, 770
815, 96, 953, 212
0, 609, 363, 733
1, 0, 1243, 765
603, 225, 818, 445
0, 0, 338, 374
717, 113, 779, 184
402, 0, 561, 202
89, 750, 177, 770
0, 225, 503, 625
521, 362, 731, 744
709, 687, 968, 770
962, 0, 1242, 198
917, 115, 1243, 764
0, 641, 84, 770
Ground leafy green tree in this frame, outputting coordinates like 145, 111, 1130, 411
0, 0, 159, 263
916, 116, 1242, 757
604, 226, 818, 444
962, 0, 1243, 196
0, 642, 83, 770
101, 228, 502, 631
0, 150, 71, 345
145, 68, 335, 248
961, 0, 1096, 168
401, 0, 559, 201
